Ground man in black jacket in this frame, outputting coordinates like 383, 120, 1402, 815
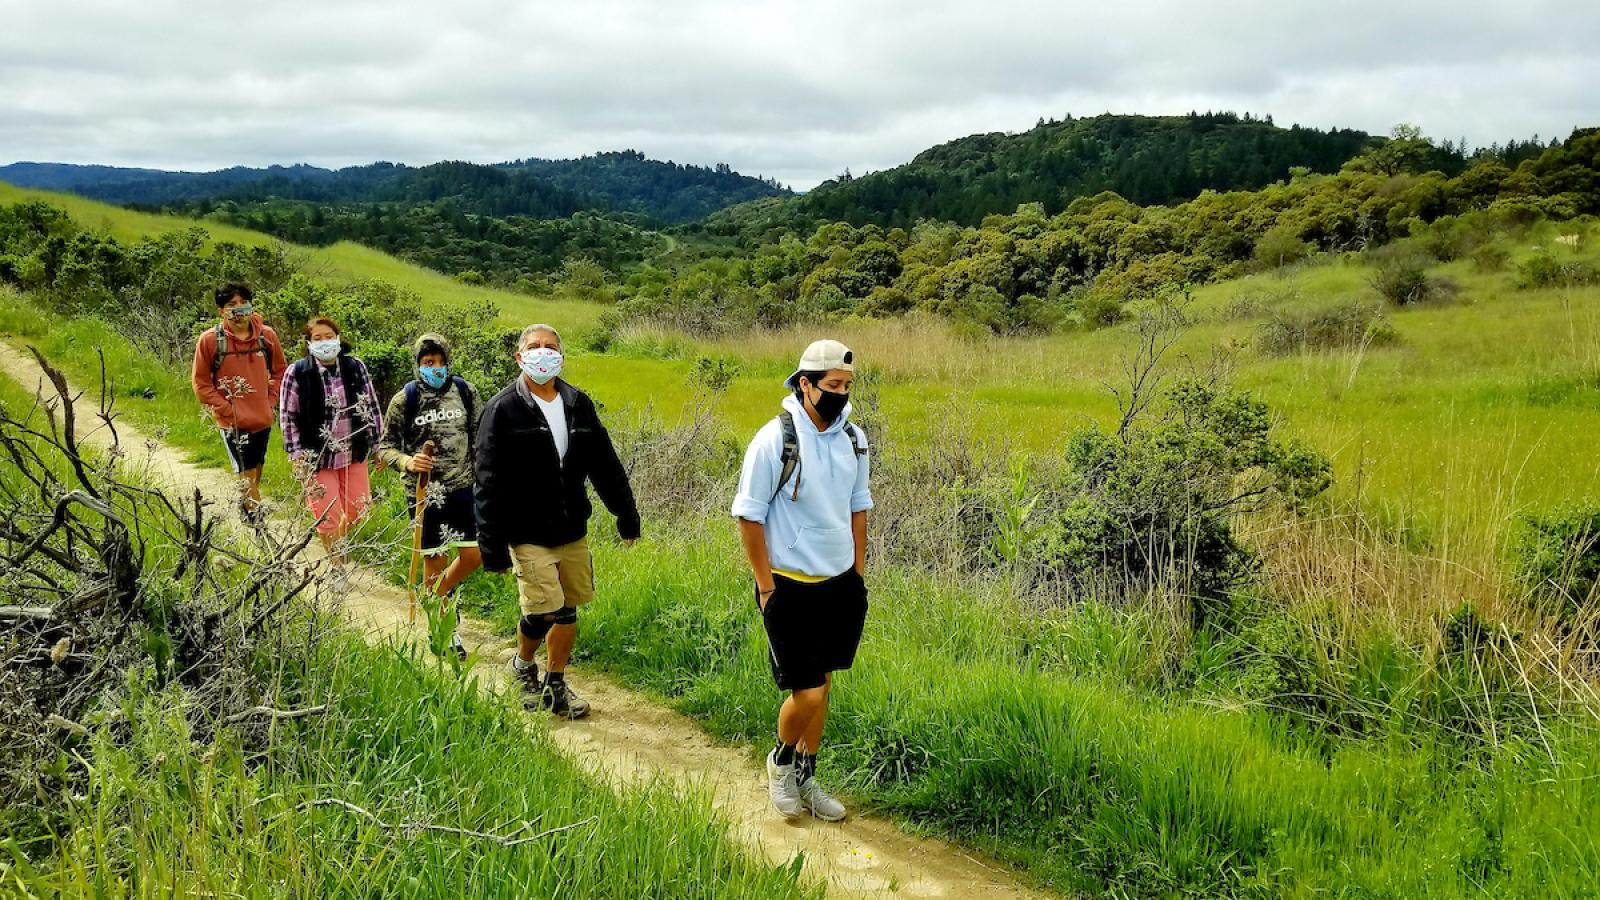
476, 323, 640, 718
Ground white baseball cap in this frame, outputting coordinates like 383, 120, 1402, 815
784, 339, 855, 390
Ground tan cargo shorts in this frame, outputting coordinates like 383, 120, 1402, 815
510, 538, 596, 615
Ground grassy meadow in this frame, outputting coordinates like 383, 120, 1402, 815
4, 185, 1599, 896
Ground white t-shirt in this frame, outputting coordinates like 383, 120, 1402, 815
534, 393, 568, 461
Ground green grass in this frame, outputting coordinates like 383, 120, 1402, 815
3, 632, 820, 898
575, 536, 1600, 897
0, 181, 605, 331
7, 197, 1600, 896
0, 353, 814, 898
12, 180, 1596, 542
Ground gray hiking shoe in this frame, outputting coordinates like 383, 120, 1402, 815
532, 677, 590, 720
797, 775, 846, 822
449, 631, 468, 662
508, 657, 539, 692
766, 750, 804, 819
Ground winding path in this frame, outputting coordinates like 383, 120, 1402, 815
0, 338, 1046, 900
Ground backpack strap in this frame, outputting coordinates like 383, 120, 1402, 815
771, 410, 801, 503
769, 414, 867, 504
843, 422, 867, 457
454, 376, 475, 457
209, 324, 226, 381
210, 323, 274, 382
402, 380, 421, 446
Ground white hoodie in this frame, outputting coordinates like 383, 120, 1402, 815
731, 393, 873, 579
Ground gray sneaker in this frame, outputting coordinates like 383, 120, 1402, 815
508, 657, 539, 692
797, 775, 846, 822
766, 750, 804, 819
533, 678, 591, 720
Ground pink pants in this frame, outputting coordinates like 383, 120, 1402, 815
306, 463, 371, 535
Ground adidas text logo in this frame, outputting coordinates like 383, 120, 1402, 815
414, 408, 466, 427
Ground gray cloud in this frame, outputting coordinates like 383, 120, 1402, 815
2, 0, 1596, 189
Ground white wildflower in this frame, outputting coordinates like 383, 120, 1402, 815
424, 479, 448, 509
218, 375, 254, 401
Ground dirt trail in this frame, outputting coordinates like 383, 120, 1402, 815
0, 340, 1046, 900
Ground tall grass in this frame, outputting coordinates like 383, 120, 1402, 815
5, 633, 819, 898
579, 536, 1600, 897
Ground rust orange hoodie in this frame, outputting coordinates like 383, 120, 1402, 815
191, 314, 289, 432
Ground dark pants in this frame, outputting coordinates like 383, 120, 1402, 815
759, 569, 868, 691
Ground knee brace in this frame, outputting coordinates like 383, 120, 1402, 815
518, 614, 554, 641
550, 606, 578, 626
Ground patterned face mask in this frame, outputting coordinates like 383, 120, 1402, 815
519, 347, 563, 385
308, 339, 342, 362
419, 365, 449, 389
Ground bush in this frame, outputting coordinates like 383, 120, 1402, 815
1367, 244, 1448, 305
1512, 507, 1600, 623
1256, 302, 1398, 356
1470, 244, 1511, 273
1516, 251, 1600, 289
1251, 223, 1315, 271
1414, 214, 1493, 262
1073, 289, 1127, 328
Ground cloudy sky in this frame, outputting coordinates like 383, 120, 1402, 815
3, 1, 1596, 189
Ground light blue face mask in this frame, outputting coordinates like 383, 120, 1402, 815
307, 338, 342, 362
419, 365, 449, 389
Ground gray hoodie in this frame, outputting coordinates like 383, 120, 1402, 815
377, 333, 482, 493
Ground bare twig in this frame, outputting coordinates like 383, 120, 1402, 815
0, 606, 56, 623
44, 715, 88, 737
225, 704, 328, 724
300, 798, 598, 847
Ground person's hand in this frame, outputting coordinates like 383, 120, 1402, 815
622, 538, 637, 548
406, 452, 435, 474
757, 584, 777, 610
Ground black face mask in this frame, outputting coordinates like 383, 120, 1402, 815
804, 384, 849, 426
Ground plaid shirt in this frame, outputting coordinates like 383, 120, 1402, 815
279, 357, 383, 471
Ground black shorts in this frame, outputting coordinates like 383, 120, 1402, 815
220, 427, 271, 473
408, 486, 479, 555
759, 569, 868, 692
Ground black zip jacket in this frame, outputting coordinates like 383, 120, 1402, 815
474, 377, 640, 571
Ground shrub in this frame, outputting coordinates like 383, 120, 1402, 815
1414, 214, 1494, 262
1073, 289, 1127, 328
1516, 251, 1600, 289
1512, 507, 1600, 623
1367, 244, 1447, 305
1470, 244, 1511, 273
1256, 302, 1398, 356
1251, 223, 1315, 271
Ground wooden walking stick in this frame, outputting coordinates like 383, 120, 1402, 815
407, 440, 435, 624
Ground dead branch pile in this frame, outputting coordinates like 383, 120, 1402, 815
0, 349, 332, 820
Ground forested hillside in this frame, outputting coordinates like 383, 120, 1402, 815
0, 152, 786, 224
504, 150, 790, 223
626, 126, 1599, 334
704, 113, 1556, 240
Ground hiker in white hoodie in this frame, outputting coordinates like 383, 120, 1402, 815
732, 339, 872, 822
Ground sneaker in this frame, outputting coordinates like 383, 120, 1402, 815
240, 502, 264, 526
508, 657, 540, 693
796, 775, 846, 822
535, 677, 591, 720
766, 750, 804, 819
449, 631, 468, 662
